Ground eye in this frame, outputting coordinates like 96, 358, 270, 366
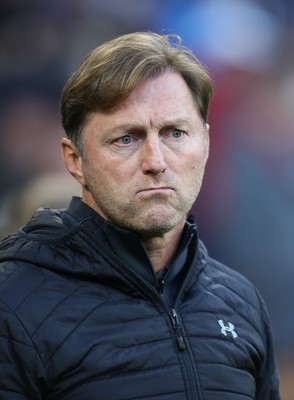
170, 129, 183, 138
117, 135, 132, 145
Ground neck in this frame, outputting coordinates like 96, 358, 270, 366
140, 223, 184, 272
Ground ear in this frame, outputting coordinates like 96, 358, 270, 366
61, 138, 86, 186
204, 123, 210, 160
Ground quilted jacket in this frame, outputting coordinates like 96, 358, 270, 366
0, 197, 280, 399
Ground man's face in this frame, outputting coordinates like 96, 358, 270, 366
79, 72, 209, 237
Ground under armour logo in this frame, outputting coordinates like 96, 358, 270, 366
218, 319, 238, 338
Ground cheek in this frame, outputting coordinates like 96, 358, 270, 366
86, 160, 131, 190
184, 149, 206, 168
184, 154, 207, 184
85, 151, 112, 177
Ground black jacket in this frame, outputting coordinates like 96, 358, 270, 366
0, 197, 280, 399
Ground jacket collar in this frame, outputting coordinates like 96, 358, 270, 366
65, 197, 199, 300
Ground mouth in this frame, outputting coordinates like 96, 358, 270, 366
137, 187, 174, 195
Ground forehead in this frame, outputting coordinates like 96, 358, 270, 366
85, 72, 203, 135
117, 72, 196, 112
112, 73, 200, 124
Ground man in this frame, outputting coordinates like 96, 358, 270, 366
0, 32, 280, 399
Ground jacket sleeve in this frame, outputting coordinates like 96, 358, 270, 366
0, 302, 46, 399
255, 291, 281, 400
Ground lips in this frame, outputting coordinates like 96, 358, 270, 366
137, 187, 174, 194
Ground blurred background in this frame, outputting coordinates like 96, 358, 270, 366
0, 0, 293, 397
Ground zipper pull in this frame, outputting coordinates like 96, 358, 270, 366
158, 279, 165, 295
169, 308, 186, 351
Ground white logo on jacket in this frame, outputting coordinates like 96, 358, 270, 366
218, 319, 238, 338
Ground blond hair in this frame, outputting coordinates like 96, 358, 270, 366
61, 32, 213, 151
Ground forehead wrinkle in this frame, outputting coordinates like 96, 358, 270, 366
102, 115, 192, 134
148, 115, 194, 131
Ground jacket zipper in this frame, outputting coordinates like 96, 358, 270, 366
170, 308, 203, 400
166, 232, 203, 400
169, 308, 186, 351
80, 228, 202, 400
158, 232, 194, 295
117, 264, 203, 400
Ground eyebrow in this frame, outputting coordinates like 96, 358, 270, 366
109, 118, 192, 133
159, 118, 191, 127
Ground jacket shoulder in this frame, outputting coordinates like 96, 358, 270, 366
207, 256, 258, 295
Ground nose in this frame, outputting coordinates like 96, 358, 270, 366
140, 137, 167, 175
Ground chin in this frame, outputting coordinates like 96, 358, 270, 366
135, 225, 173, 238
133, 216, 181, 237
